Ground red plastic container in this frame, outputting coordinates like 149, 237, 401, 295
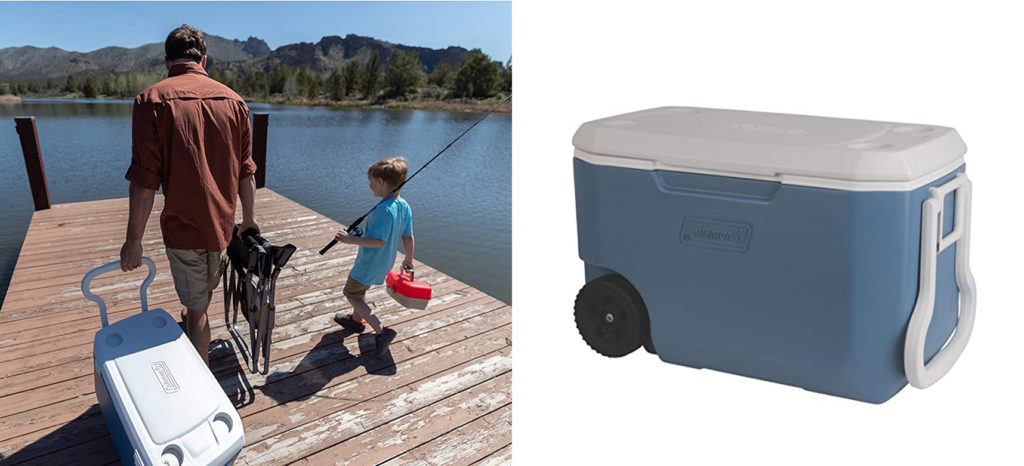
386, 270, 432, 310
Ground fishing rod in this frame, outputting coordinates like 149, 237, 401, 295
319, 94, 512, 255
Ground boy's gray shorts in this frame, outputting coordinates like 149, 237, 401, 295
166, 247, 225, 311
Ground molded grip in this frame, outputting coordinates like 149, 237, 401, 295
81, 257, 156, 327
905, 173, 976, 388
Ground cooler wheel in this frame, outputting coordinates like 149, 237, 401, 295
574, 274, 652, 357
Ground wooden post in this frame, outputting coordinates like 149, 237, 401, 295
14, 117, 51, 211
252, 113, 268, 189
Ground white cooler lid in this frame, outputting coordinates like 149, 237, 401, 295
572, 107, 967, 191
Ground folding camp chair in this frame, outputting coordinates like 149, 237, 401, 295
223, 225, 296, 375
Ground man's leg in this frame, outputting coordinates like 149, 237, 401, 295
180, 309, 189, 336
186, 300, 211, 365
166, 248, 223, 367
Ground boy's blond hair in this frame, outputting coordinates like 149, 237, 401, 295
368, 157, 409, 190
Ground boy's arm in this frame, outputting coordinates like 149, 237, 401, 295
334, 230, 386, 248
402, 235, 414, 270
337, 201, 393, 248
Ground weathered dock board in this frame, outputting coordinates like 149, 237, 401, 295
0, 188, 511, 465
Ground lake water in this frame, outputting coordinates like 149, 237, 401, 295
0, 99, 511, 305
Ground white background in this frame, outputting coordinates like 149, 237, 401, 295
513, 1, 1023, 464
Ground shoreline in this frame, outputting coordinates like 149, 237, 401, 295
0, 94, 22, 103
11, 94, 511, 113
259, 96, 511, 113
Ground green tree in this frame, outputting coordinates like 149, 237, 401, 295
307, 73, 322, 100
427, 60, 454, 88
101, 76, 115, 96
327, 68, 345, 101
82, 76, 100, 98
360, 51, 382, 99
294, 66, 321, 100
237, 71, 252, 96
27, 82, 41, 94
254, 72, 269, 98
63, 74, 79, 93
115, 74, 128, 97
127, 72, 149, 97
499, 57, 512, 93
295, 66, 310, 98
452, 49, 500, 99
384, 51, 423, 98
222, 75, 239, 93
241, 69, 269, 98
270, 65, 292, 95
341, 60, 359, 97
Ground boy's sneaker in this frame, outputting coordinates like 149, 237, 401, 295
374, 327, 397, 357
334, 313, 366, 333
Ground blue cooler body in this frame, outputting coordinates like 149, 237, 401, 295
83, 258, 246, 465
572, 107, 976, 403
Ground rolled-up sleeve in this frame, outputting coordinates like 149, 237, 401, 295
238, 103, 257, 179
125, 98, 163, 190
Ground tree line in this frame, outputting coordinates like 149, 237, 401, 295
1, 71, 157, 99
2, 48, 511, 103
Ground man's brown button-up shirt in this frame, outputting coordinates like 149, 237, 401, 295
125, 61, 257, 251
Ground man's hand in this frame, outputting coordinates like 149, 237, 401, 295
402, 257, 414, 272
120, 240, 143, 271
122, 183, 155, 272
238, 218, 261, 236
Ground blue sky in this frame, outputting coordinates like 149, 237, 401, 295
0, 1, 511, 60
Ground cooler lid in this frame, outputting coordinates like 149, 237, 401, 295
572, 107, 967, 191
95, 309, 219, 445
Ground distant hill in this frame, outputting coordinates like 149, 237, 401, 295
247, 34, 469, 75
0, 35, 270, 82
0, 33, 476, 83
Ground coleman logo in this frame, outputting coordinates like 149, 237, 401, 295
680, 218, 752, 252
151, 361, 180, 394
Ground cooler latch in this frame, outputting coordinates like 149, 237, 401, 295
904, 173, 976, 389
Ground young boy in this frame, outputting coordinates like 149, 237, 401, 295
333, 157, 415, 356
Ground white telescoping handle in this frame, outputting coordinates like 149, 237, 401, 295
80, 257, 156, 328
905, 173, 976, 389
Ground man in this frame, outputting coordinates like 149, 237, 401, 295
120, 25, 259, 366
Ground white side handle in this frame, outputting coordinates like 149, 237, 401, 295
905, 173, 976, 389
81, 257, 156, 327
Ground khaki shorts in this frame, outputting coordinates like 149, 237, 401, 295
343, 276, 371, 300
166, 247, 225, 311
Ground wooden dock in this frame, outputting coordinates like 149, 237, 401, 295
0, 188, 512, 465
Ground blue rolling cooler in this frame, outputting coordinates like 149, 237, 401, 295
572, 107, 976, 403
83, 257, 245, 465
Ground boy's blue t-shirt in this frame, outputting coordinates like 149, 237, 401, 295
349, 197, 413, 286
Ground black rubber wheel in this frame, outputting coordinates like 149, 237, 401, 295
574, 274, 650, 358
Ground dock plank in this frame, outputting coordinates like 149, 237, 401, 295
0, 188, 511, 465
380, 405, 512, 466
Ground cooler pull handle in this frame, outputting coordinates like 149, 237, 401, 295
904, 173, 976, 388
81, 257, 157, 328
